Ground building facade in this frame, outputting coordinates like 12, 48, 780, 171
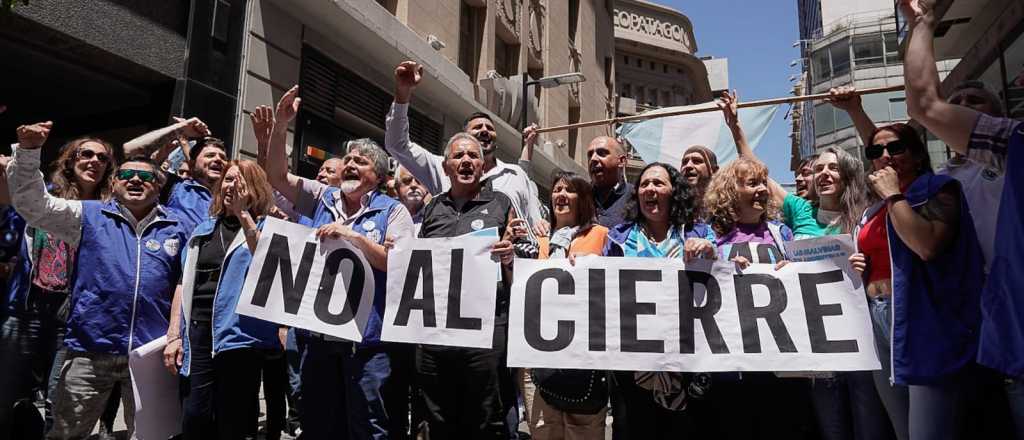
4, 0, 620, 188
794, 0, 955, 170
915, 0, 1024, 120
613, 0, 720, 117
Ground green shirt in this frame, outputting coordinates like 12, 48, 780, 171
782, 193, 838, 238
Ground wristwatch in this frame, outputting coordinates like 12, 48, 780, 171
884, 193, 906, 205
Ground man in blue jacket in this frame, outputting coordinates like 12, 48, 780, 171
10, 121, 188, 440
265, 86, 415, 439
123, 117, 226, 236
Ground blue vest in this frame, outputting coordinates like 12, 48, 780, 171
881, 173, 985, 385
65, 201, 187, 355
978, 125, 1024, 378
179, 217, 280, 376
3, 213, 31, 316
311, 189, 400, 348
165, 179, 213, 237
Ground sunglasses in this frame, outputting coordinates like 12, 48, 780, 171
77, 149, 110, 163
116, 169, 157, 183
865, 141, 907, 160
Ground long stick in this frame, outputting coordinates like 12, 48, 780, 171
535, 84, 905, 134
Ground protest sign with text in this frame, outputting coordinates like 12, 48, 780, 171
507, 256, 879, 372
236, 217, 375, 341
382, 235, 500, 348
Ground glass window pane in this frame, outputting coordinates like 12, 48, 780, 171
862, 92, 892, 123
853, 35, 884, 67
890, 97, 908, 120
814, 104, 835, 136
884, 32, 900, 64
835, 107, 853, 130
830, 39, 851, 76
812, 49, 831, 81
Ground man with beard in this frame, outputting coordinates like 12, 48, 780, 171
265, 86, 415, 440
386, 61, 543, 237
10, 122, 187, 439
124, 118, 227, 235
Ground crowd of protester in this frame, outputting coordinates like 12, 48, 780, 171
0, 1, 1021, 439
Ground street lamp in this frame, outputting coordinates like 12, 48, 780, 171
520, 72, 587, 137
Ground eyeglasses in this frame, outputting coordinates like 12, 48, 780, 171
77, 149, 110, 163
865, 141, 907, 160
116, 169, 157, 183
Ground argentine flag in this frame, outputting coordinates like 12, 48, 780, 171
618, 103, 779, 167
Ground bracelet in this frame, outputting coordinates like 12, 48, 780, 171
166, 336, 181, 343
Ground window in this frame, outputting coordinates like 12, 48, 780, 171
661, 90, 672, 106
812, 49, 831, 81
459, 2, 483, 81
494, 38, 519, 78
621, 83, 632, 98
636, 57, 642, 68
853, 34, 884, 67
814, 104, 835, 137
890, 97, 908, 120
648, 88, 657, 106
637, 86, 646, 103
624, 55, 629, 65
663, 64, 669, 74
829, 39, 851, 77
569, 0, 579, 42
649, 61, 656, 70
884, 32, 900, 64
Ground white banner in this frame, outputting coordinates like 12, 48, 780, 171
382, 235, 500, 349
236, 217, 375, 342
507, 257, 879, 372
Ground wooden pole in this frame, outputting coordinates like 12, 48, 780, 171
534, 84, 905, 134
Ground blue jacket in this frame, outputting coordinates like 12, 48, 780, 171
66, 201, 187, 355
310, 189, 401, 348
860, 173, 984, 385
165, 178, 213, 237
978, 125, 1024, 378
602, 221, 716, 257
3, 210, 31, 316
179, 217, 280, 376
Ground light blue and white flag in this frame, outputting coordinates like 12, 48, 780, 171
618, 103, 779, 168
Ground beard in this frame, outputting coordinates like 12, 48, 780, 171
340, 180, 361, 194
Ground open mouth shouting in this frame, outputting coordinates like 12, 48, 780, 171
124, 181, 146, 198
455, 162, 477, 183
207, 160, 225, 179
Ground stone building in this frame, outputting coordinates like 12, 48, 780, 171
3, 0, 621, 187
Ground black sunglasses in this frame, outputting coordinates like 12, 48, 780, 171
77, 149, 110, 163
865, 141, 907, 160
116, 169, 157, 183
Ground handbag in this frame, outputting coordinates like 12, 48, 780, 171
530, 368, 608, 414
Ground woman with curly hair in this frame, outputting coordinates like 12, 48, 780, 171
0, 135, 118, 434
601, 162, 716, 439
701, 156, 824, 439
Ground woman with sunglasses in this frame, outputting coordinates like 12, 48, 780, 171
601, 162, 716, 439
849, 123, 984, 440
164, 160, 282, 439
0, 135, 118, 434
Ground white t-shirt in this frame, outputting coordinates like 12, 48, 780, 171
937, 155, 1004, 273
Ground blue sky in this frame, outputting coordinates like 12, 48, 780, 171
657, 0, 801, 183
